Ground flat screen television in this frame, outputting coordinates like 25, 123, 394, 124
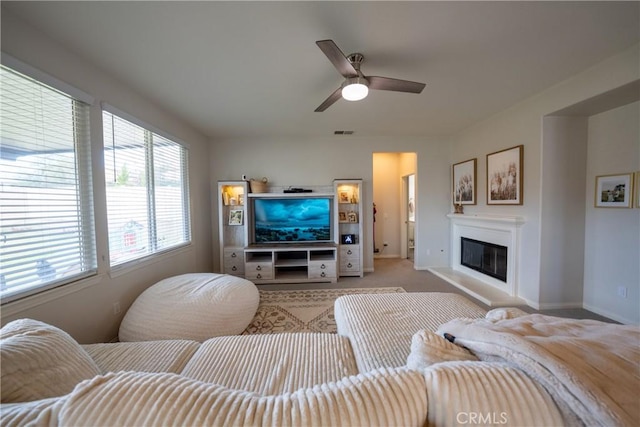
251, 196, 333, 244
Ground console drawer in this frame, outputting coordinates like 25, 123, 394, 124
245, 262, 273, 280
308, 261, 337, 279
223, 248, 245, 276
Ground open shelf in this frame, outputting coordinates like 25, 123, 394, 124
244, 245, 337, 284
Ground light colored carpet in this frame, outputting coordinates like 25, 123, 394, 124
242, 287, 406, 334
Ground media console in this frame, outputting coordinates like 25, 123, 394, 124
217, 179, 363, 283
244, 244, 337, 284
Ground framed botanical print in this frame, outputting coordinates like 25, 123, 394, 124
487, 145, 523, 205
594, 173, 633, 208
452, 158, 477, 205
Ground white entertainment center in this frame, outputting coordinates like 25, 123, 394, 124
217, 179, 363, 284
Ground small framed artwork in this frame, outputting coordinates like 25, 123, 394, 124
339, 191, 350, 203
339, 211, 347, 222
487, 145, 523, 205
347, 211, 358, 223
452, 158, 477, 205
229, 209, 243, 225
594, 173, 633, 208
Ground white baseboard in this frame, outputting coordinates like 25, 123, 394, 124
582, 303, 635, 325
534, 301, 584, 310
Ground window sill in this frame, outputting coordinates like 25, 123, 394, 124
108, 244, 192, 279
1, 274, 103, 320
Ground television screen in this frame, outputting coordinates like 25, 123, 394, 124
253, 197, 332, 243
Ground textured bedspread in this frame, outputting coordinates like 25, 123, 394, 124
437, 314, 640, 427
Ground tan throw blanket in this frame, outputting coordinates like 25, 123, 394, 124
437, 314, 640, 427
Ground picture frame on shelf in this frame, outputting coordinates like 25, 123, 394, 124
229, 209, 244, 225
339, 191, 350, 203
347, 211, 358, 223
452, 158, 477, 205
487, 145, 523, 205
594, 173, 633, 208
339, 211, 347, 222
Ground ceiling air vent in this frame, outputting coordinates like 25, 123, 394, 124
334, 130, 354, 135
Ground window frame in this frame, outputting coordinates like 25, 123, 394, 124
0, 54, 97, 304
101, 104, 192, 270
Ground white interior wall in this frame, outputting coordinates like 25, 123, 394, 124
583, 102, 639, 324
449, 44, 639, 308
540, 116, 588, 307
209, 137, 451, 274
1, 10, 214, 343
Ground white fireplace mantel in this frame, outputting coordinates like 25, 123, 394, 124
446, 213, 526, 296
446, 213, 526, 226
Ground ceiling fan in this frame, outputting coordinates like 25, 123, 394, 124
314, 39, 426, 112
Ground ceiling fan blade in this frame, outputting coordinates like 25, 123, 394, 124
316, 40, 357, 78
315, 87, 342, 112
368, 76, 426, 94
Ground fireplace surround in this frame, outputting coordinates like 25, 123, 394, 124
446, 213, 525, 296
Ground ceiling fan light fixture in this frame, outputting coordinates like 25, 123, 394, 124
341, 77, 369, 101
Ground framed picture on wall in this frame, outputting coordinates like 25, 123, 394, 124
229, 209, 244, 225
486, 145, 523, 205
452, 158, 477, 205
595, 173, 633, 208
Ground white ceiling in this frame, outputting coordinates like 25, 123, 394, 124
3, 1, 639, 140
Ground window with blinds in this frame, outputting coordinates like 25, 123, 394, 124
0, 65, 96, 302
102, 110, 190, 267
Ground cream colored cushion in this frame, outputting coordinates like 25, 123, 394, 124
83, 340, 200, 374
334, 292, 486, 372
0, 318, 101, 403
0, 397, 60, 427
182, 333, 358, 394
119, 273, 259, 342
46, 368, 428, 426
422, 361, 566, 426
406, 329, 478, 369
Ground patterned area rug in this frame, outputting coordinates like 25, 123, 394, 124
242, 287, 406, 334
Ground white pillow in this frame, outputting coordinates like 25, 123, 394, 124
0, 319, 101, 403
407, 329, 477, 370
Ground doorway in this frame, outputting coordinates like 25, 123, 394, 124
372, 152, 417, 263
403, 174, 416, 260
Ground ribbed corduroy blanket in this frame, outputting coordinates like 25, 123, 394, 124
437, 314, 640, 427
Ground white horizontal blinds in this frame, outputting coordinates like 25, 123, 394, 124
102, 111, 190, 267
0, 65, 96, 301
152, 134, 191, 251
103, 112, 151, 265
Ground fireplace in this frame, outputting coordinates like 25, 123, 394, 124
445, 213, 525, 296
461, 237, 507, 282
